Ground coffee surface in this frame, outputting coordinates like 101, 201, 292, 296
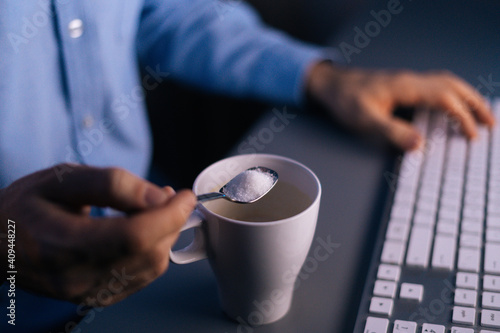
203, 181, 312, 222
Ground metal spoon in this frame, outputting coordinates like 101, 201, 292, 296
197, 166, 278, 203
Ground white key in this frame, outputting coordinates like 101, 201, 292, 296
364, 316, 389, 333
377, 264, 401, 281
381, 241, 405, 265
416, 200, 438, 215
483, 291, 500, 309
480, 330, 500, 333
406, 226, 433, 268
421, 323, 445, 333
369, 297, 393, 316
457, 247, 481, 272
391, 204, 413, 222
452, 306, 476, 325
461, 221, 484, 234
413, 211, 435, 226
489, 204, 500, 217
463, 207, 485, 221
484, 275, 500, 292
394, 188, 416, 206
456, 272, 478, 290
439, 208, 460, 222
486, 228, 500, 243
386, 221, 410, 242
431, 234, 456, 270
450, 328, 474, 333
485, 243, 500, 274
454, 288, 477, 307
373, 280, 397, 298
488, 216, 500, 228
436, 220, 459, 236
481, 309, 500, 328
399, 283, 423, 301
392, 320, 417, 333
460, 233, 482, 248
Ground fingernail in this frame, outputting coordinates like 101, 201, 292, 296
145, 186, 168, 207
164, 186, 176, 197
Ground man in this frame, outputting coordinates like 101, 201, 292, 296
0, 0, 494, 331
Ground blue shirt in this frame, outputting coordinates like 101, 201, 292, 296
0, 0, 338, 331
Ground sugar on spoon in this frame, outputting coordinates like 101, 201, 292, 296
197, 167, 278, 204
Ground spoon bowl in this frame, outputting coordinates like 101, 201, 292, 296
196, 166, 278, 204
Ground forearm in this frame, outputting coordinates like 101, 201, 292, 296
137, 0, 337, 106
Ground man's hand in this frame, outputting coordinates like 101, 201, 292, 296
306, 62, 495, 150
0, 164, 196, 307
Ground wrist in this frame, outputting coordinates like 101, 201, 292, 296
305, 61, 345, 109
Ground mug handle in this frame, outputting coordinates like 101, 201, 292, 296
170, 210, 208, 264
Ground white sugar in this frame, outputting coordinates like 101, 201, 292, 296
223, 169, 275, 202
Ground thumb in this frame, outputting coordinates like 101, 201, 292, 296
42, 164, 170, 211
371, 116, 424, 151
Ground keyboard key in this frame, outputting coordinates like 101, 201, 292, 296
373, 280, 397, 298
484, 275, 500, 292
482, 291, 500, 309
432, 234, 456, 270
462, 207, 485, 222
485, 243, 500, 274
454, 288, 477, 307
460, 234, 482, 248
413, 210, 435, 226
481, 309, 500, 328
461, 220, 484, 234
457, 247, 481, 272
392, 320, 417, 333
386, 221, 410, 242
421, 323, 445, 333
436, 220, 459, 236
406, 226, 433, 268
377, 264, 401, 281
369, 297, 393, 316
391, 204, 413, 222
381, 241, 405, 265
481, 330, 500, 333
439, 208, 460, 222
488, 216, 500, 228
456, 272, 478, 290
450, 328, 474, 333
452, 306, 476, 325
486, 228, 500, 243
399, 283, 423, 301
364, 316, 389, 333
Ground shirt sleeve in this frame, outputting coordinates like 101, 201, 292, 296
136, 0, 343, 106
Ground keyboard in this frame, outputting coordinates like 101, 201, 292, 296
353, 97, 500, 333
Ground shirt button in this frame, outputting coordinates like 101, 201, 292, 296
68, 19, 84, 38
82, 115, 94, 128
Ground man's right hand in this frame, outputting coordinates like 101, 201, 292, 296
0, 164, 196, 307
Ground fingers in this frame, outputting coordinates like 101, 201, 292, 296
436, 92, 479, 139
440, 73, 495, 127
129, 189, 197, 248
61, 190, 196, 305
43, 164, 171, 211
419, 71, 495, 139
95, 189, 197, 255
370, 114, 424, 151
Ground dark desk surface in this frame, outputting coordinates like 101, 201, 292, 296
76, 1, 499, 332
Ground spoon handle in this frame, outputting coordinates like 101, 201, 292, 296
197, 192, 226, 202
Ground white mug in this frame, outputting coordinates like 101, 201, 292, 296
170, 154, 321, 325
